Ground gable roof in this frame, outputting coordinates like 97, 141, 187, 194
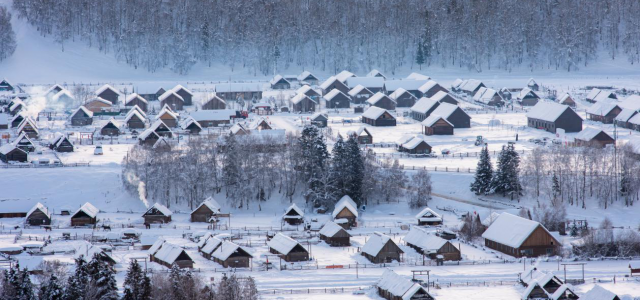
180, 116, 202, 131
201, 237, 223, 254
0, 144, 25, 156
335, 70, 356, 83
270, 75, 290, 86
158, 90, 184, 102
189, 109, 235, 122
377, 269, 431, 300
17, 117, 39, 135
154, 242, 191, 264
156, 106, 178, 120
362, 232, 401, 257
319, 76, 340, 90
323, 89, 348, 101
95, 84, 121, 96
615, 108, 637, 122
526, 101, 575, 122
45, 84, 65, 95
400, 135, 430, 150
417, 80, 441, 93
9, 99, 24, 112
125, 93, 148, 105
406, 72, 431, 80
283, 203, 304, 219
385, 80, 428, 92
295, 85, 319, 96
319, 221, 350, 237
362, 106, 390, 119
366, 69, 386, 78
367, 92, 395, 105
290, 93, 316, 105
72, 202, 99, 219
618, 94, 640, 110
430, 102, 463, 119
389, 88, 415, 101
527, 78, 538, 87
517, 87, 540, 99
594, 90, 617, 102
214, 82, 263, 93
267, 233, 303, 255
575, 127, 612, 142
587, 101, 620, 116
481, 213, 559, 248
125, 109, 145, 123
332, 195, 358, 218
403, 227, 449, 253
171, 84, 193, 96
415, 207, 442, 222
86, 97, 113, 107
580, 285, 619, 300
144, 203, 172, 216
459, 79, 484, 93
348, 85, 372, 97
411, 97, 440, 114
297, 71, 318, 82
26, 202, 51, 219
211, 241, 253, 260
421, 114, 453, 127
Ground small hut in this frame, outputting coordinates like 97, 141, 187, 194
125, 93, 148, 112
319, 221, 351, 246
71, 203, 99, 226
361, 232, 403, 263
404, 227, 461, 261
422, 115, 454, 135
70, 106, 94, 126
202, 95, 227, 110
398, 136, 432, 154
142, 203, 172, 224
376, 269, 435, 300
25, 203, 52, 226
200, 237, 223, 259
149, 241, 194, 269
415, 207, 443, 225
310, 113, 328, 128
95, 84, 121, 105
211, 241, 253, 268
290, 93, 317, 113
159, 90, 184, 111
332, 195, 358, 229
362, 107, 396, 127
282, 203, 304, 225
100, 119, 120, 136
267, 233, 309, 262
190, 197, 222, 223
0, 145, 27, 163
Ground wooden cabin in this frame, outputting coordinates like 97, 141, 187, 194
297, 71, 319, 85
527, 78, 540, 91
586, 88, 618, 103
138, 130, 160, 146
614, 109, 637, 129
320, 76, 350, 95
430, 90, 459, 105
0, 79, 15, 91
282, 203, 304, 225
517, 88, 541, 106
458, 79, 486, 96
410, 97, 440, 122
332, 195, 358, 229
415, 207, 443, 225
14, 133, 36, 153
199, 236, 222, 259
267, 233, 309, 262
142, 203, 172, 224
361, 232, 403, 263
404, 227, 461, 261
398, 136, 432, 154
202, 95, 227, 110
172, 85, 193, 106
347, 126, 373, 144
574, 127, 615, 148
389, 88, 417, 107
367, 92, 396, 111
180, 117, 202, 134
362, 107, 396, 127
296, 85, 321, 102
473, 88, 504, 107
384, 80, 426, 99
324, 89, 351, 109
211, 241, 253, 268
526, 102, 583, 133
310, 113, 328, 128
319, 221, 351, 246
70, 106, 94, 126
587, 102, 621, 124
418, 80, 449, 99
156, 107, 178, 127
10, 113, 24, 128
346, 77, 385, 94
290, 94, 317, 113
482, 213, 561, 257
214, 83, 263, 102
95, 84, 121, 105
581, 285, 620, 300
0, 145, 27, 163
16, 118, 39, 138
348, 85, 374, 104
149, 241, 194, 269
248, 117, 272, 130
125, 93, 148, 112
558, 93, 576, 107
430, 103, 470, 128
377, 270, 435, 300
422, 115, 454, 135
49, 135, 74, 152
25, 203, 52, 226
270, 75, 291, 90
189, 109, 234, 127
125, 110, 146, 129
84, 97, 113, 113
190, 197, 222, 222
70, 203, 99, 226
159, 91, 184, 111
100, 119, 120, 136
9, 99, 24, 116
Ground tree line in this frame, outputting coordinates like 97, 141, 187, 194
121, 126, 432, 212
10, 0, 640, 74
0, 5, 16, 62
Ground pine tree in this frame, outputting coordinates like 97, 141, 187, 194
552, 172, 561, 200
64, 258, 89, 300
415, 43, 425, 70
491, 144, 522, 199
343, 137, 365, 206
299, 126, 330, 206
329, 136, 347, 195
222, 135, 243, 206
470, 146, 493, 195
169, 265, 183, 300
123, 260, 151, 300
39, 274, 63, 300
18, 267, 35, 300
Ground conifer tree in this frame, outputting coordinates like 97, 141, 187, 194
39, 274, 63, 300
491, 144, 522, 199
416, 43, 425, 70
299, 126, 330, 205
470, 146, 493, 195
329, 136, 347, 195
552, 172, 561, 200
123, 260, 151, 300
343, 136, 365, 206
64, 258, 89, 300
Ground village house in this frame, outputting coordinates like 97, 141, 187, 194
152, 137, 172, 151
70, 203, 99, 226
282, 203, 304, 225
362, 106, 396, 126
320, 76, 350, 95
499, 87, 512, 100
348, 85, 374, 104
482, 213, 561, 257
229, 123, 248, 135
159, 90, 184, 111
319, 221, 351, 246
458, 79, 486, 95
171, 85, 193, 106
310, 112, 328, 128
557, 93, 576, 107
9, 98, 24, 115
376, 269, 435, 300
125, 109, 146, 129
614, 109, 637, 129
404, 227, 461, 261
517, 88, 541, 106
430, 90, 459, 105
361, 232, 404, 263
270, 75, 291, 90
418, 80, 449, 98
267, 233, 309, 262
69, 106, 93, 126
84, 97, 113, 113
347, 126, 373, 144
44, 84, 64, 98
389, 88, 418, 107
415, 207, 443, 225
95, 84, 121, 105
199, 236, 222, 259
16, 117, 39, 138
180, 117, 202, 134
49, 134, 74, 152
297, 71, 319, 85
125, 93, 148, 112
346, 77, 385, 94
214, 83, 263, 102
296, 85, 321, 102
366, 69, 386, 79
142, 203, 172, 224
527, 78, 540, 91
324, 89, 351, 109
290, 93, 317, 113
526, 101, 583, 133
332, 195, 358, 229
202, 95, 227, 110
586, 88, 617, 103
398, 135, 432, 154
406, 72, 430, 80
14, 132, 36, 153
0, 144, 27, 163
627, 114, 640, 132
10, 113, 24, 128
367, 92, 396, 110
189, 109, 234, 128
100, 119, 120, 136
473, 88, 504, 107
581, 285, 620, 300
335, 70, 356, 83
149, 240, 194, 269
587, 102, 621, 124
0, 79, 14, 91
384, 80, 427, 99
211, 241, 253, 268
574, 127, 615, 148
422, 114, 454, 136
247, 117, 272, 131
190, 197, 222, 222
410, 97, 440, 121
25, 203, 52, 226
138, 130, 160, 146
521, 280, 579, 300
156, 106, 179, 127
430, 103, 471, 128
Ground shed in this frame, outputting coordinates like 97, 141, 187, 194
415, 207, 443, 225
14, 132, 36, 153
430, 103, 471, 128
347, 126, 373, 144
297, 71, 319, 85
171, 85, 193, 106
95, 84, 121, 105
320, 76, 350, 95
332, 195, 358, 229
125, 109, 146, 129
324, 89, 351, 109
404, 227, 460, 261
159, 90, 184, 111
389, 88, 417, 107
587, 102, 621, 124
100, 119, 120, 136
71, 203, 99, 226
319, 221, 351, 246
526, 102, 583, 133
517, 88, 541, 106
418, 80, 449, 98
362, 106, 396, 127
296, 85, 321, 102
189, 109, 234, 128
0, 144, 28, 163
482, 213, 560, 257
267, 233, 309, 262
574, 127, 615, 148
310, 112, 328, 128
25, 203, 52, 226
398, 136, 432, 154
367, 92, 396, 110
202, 95, 227, 110
580, 285, 620, 300
143, 203, 172, 224
290, 93, 317, 113
361, 232, 403, 263
376, 269, 435, 300
180, 117, 202, 134
270, 75, 291, 90
282, 203, 304, 225
191, 197, 222, 222
410, 97, 440, 121
422, 114, 454, 136
348, 85, 374, 104
70, 106, 93, 126
557, 93, 576, 107
211, 241, 253, 268
150, 242, 194, 269
125, 93, 148, 112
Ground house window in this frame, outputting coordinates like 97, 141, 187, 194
546, 248, 552, 255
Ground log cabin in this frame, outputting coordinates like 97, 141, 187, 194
319, 221, 351, 246
587, 102, 621, 124
149, 241, 194, 269
70, 106, 94, 126
389, 88, 417, 107
361, 232, 403, 263
404, 227, 461, 261
25, 203, 52, 226
418, 80, 449, 98
482, 213, 561, 257
282, 203, 304, 225
100, 119, 120, 136
202, 95, 227, 110
125, 110, 146, 129
320, 76, 350, 95
189, 109, 234, 128
366, 69, 386, 79
574, 127, 615, 148
190, 197, 222, 222
159, 90, 184, 111
124, 93, 148, 112
415, 207, 443, 225
142, 203, 172, 224
214, 83, 263, 102
70, 203, 99, 226
324, 89, 351, 109
517, 88, 541, 106
347, 126, 373, 144
171, 85, 193, 106
367, 92, 396, 111
362, 107, 396, 126
290, 93, 317, 113
95, 84, 121, 105
84, 97, 113, 113
526, 102, 583, 133
310, 113, 328, 128
296, 85, 321, 102
346, 77, 385, 94
410, 97, 440, 122
422, 115, 454, 135
211, 241, 253, 268
348, 85, 374, 104
270, 75, 291, 90
430, 103, 471, 128
332, 195, 358, 229
267, 233, 309, 262
297, 71, 319, 85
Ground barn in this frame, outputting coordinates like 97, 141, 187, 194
418, 80, 449, 98
190, 197, 222, 223
376, 269, 434, 300
159, 90, 184, 111
332, 195, 358, 229
149, 241, 194, 269
100, 119, 120, 136
267, 233, 309, 262
125, 93, 148, 112
320, 76, 350, 95
422, 114, 454, 136
587, 102, 621, 124
95, 84, 121, 105
319, 221, 351, 246
211, 241, 253, 268
574, 127, 615, 148
0, 145, 27, 163
526, 102, 583, 133
361, 232, 403, 263
25, 203, 52, 226
324, 89, 351, 109
69, 106, 93, 126
270, 75, 291, 90
202, 95, 227, 110
142, 203, 172, 224
367, 92, 396, 111
404, 227, 461, 261
70, 203, 99, 226
171, 85, 193, 106
282, 203, 304, 225
389, 88, 417, 107
430, 103, 471, 128
290, 93, 317, 113
415, 207, 443, 225
517, 88, 541, 106
410, 97, 440, 122
348, 85, 374, 104
398, 135, 432, 154
362, 107, 396, 127
482, 213, 561, 257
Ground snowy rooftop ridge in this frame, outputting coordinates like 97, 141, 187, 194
319, 221, 349, 237
95, 84, 121, 96
332, 195, 358, 218
580, 284, 619, 300
421, 114, 452, 127
406, 72, 430, 80
403, 226, 448, 253
410, 97, 439, 114
26, 202, 51, 219
211, 241, 252, 261
362, 232, 401, 257
267, 233, 301, 255
348, 84, 371, 97
430, 102, 460, 119
125, 93, 148, 104
376, 269, 430, 300
362, 106, 389, 119
323, 89, 347, 101
481, 213, 558, 248
72, 202, 99, 219
574, 127, 609, 142
526, 101, 574, 122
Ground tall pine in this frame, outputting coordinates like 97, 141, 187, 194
64, 257, 89, 299
491, 144, 522, 199
415, 43, 425, 70
39, 274, 63, 300
343, 136, 365, 207
299, 126, 330, 206
470, 146, 493, 195
123, 260, 151, 300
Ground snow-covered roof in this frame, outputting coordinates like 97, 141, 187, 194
290, 93, 315, 105
406, 72, 431, 80
347, 126, 371, 138
201, 237, 223, 254
297, 71, 317, 81
377, 269, 430, 300
630, 261, 640, 269
215, 82, 263, 93
417, 80, 440, 93
194, 197, 221, 214
410, 97, 439, 114
527, 78, 538, 87
95, 84, 121, 96
451, 78, 464, 88
140, 235, 158, 246
0, 144, 24, 155
459, 79, 484, 93
148, 239, 165, 255
517, 88, 540, 100
270, 75, 290, 86
86, 97, 113, 107
367, 92, 395, 105
482, 213, 558, 248
557, 92, 572, 103
158, 90, 184, 102
580, 285, 618, 300
594, 90, 616, 102
421, 114, 452, 127
125, 109, 145, 123
17, 117, 39, 135
415, 207, 442, 222
9, 99, 24, 112
403, 227, 448, 253
345, 77, 385, 89
385, 80, 428, 92
230, 123, 247, 135
72, 202, 99, 219
44, 84, 65, 95
0, 114, 7, 126
283, 203, 304, 219
296, 85, 319, 96
145, 203, 172, 216
482, 212, 502, 226
348, 85, 372, 97
335, 70, 356, 83
138, 121, 166, 140
587, 101, 619, 116
267, 233, 302, 255
323, 89, 348, 101
430, 102, 460, 119
366, 69, 386, 78
26, 202, 51, 219
156, 106, 178, 120
474, 88, 501, 104
197, 233, 213, 248
125, 93, 148, 105
211, 241, 252, 261
154, 242, 191, 264
180, 116, 202, 130
52, 90, 74, 102
362, 232, 400, 257
525, 101, 574, 122
628, 113, 640, 126
400, 135, 429, 150
172, 84, 193, 96
319, 76, 339, 90
189, 109, 235, 122
586, 88, 601, 100
389, 88, 415, 101
574, 127, 609, 142
332, 195, 358, 218
319, 221, 350, 237
618, 94, 640, 111
362, 106, 389, 119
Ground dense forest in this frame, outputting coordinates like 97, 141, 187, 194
8, 0, 640, 74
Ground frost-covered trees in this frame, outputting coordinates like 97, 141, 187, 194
470, 146, 492, 195
408, 169, 432, 209
123, 260, 151, 300
491, 144, 522, 200
331, 136, 365, 207
0, 264, 35, 300
0, 6, 16, 62
299, 126, 331, 206
39, 274, 63, 300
